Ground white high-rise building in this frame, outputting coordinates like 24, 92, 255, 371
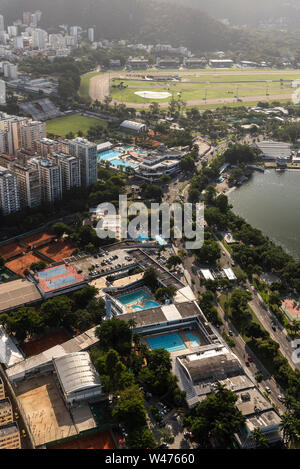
0, 166, 20, 215
55, 152, 81, 191
31, 158, 62, 203
32, 29, 47, 50
13, 36, 24, 50
88, 28, 95, 43
69, 138, 97, 187
7, 26, 18, 37
3, 62, 18, 80
0, 80, 6, 105
70, 26, 80, 37
49, 34, 65, 50
0, 16, 4, 32
13, 162, 41, 209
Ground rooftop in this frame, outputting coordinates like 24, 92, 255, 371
53, 352, 101, 396
0, 279, 42, 314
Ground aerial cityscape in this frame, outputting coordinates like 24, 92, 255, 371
0, 0, 299, 456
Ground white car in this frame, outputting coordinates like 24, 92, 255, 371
265, 386, 271, 394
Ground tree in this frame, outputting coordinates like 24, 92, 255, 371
166, 255, 181, 270
95, 318, 132, 357
195, 239, 221, 265
73, 285, 98, 308
95, 348, 135, 394
40, 296, 73, 328
0, 255, 5, 268
143, 268, 158, 290
250, 428, 269, 448
52, 222, 69, 238
112, 385, 147, 432
183, 383, 245, 448
127, 428, 156, 449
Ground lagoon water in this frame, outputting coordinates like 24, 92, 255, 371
228, 169, 300, 260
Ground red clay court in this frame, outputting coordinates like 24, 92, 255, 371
20, 329, 70, 357
0, 241, 26, 261
50, 431, 116, 449
281, 298, 300, 321
5, 252, 49, 277
22, 231, 56, 249
38, 239, 75, 262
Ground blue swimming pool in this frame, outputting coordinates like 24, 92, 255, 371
118, 289, 150, 306
185, 332, 201, 347
146, 333, 187, 352
132, 300, 160, 312
109, 158, 137, 169
97, 150, 122, 162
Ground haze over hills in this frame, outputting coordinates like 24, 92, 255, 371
164, 0, 300, 27
1, 0, 247, 52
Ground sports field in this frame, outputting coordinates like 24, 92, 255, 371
281, 298, 300, 321
94, 68, 300, 108
6, 252, 49, 277
50, 431, 116, 449
21, 329, 70, 357
46, 114, 106, 137
22, 231, 56, 249
38, 239, 75, 262
0, 241, 26, 260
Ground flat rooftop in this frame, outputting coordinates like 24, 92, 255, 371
0, 279, 42, 313
15, 374, 77, 447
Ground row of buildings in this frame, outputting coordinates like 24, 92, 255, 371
0, 114, 98, 215
0, 375, 21, 449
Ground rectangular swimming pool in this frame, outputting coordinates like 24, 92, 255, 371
146, 333, 187, 352
118, 289, 150, 306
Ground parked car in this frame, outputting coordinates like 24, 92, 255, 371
265, 386, 271, 394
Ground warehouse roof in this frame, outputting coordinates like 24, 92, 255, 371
53, 352, 101, 396
120, 120, 147, 131
0, 279, 42, 313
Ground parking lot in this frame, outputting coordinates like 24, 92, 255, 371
69, 249, 136, 280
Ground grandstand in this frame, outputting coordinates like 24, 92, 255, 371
19, 98, 64, 122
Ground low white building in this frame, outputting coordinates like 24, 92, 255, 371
53, 352, 102, 406
120, 120, 148, 135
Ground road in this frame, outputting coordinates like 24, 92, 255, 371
215, 235, 299, 372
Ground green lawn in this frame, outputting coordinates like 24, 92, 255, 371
110, 69, 300, 107
79, 71, 102, 99
46, 114, 106, 137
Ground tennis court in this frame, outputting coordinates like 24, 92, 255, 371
5, 252, 49, 277
0, 241, 26, 260
38, 239, 75, 262
50, 431, 116, 449
20, 329, 70, 357
22, 231, 56, 249
281, 298, 300, 321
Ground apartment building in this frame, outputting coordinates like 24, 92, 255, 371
13, 162, 41, 209
0, 398, 13, 426
0, 422, 21, 449
69, 137, 97, 187
0, 166, 20, 215
0, 377, 4, 400
55, 152, 81, 191
21, 121, 47, 151
0, 79, 6, 105
30, 158, 62, 203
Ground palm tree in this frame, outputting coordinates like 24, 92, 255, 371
250, 428, 269, 448
280, 413, 298, 447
